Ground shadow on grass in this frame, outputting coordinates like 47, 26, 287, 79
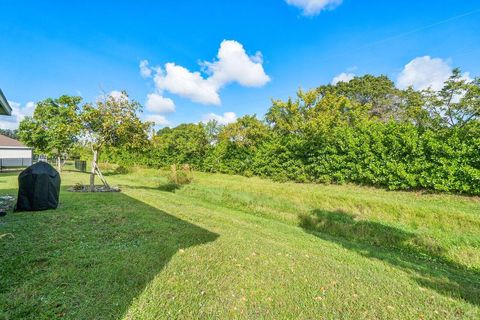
299, 209, 480, 306
102, 171, 125, 177
0, 187, 218, 319
120, 183, 182, 193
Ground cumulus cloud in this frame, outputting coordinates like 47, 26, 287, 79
144, 40, 270, 106
0, 101, 36, 130
286, 0, 343, 16
108, 90, 129, 100
205, 41, 270, 88
139, 60, 152, 78
397, 56, 458, 91
331, 72, 355, 85
154, 63, 222, 105
201, 112, 237, 125
145, 93, 175, 113
145, 114, 169, 126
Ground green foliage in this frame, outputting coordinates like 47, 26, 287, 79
102, 72, 480, 195
0, 129, 18, 140
80, 91, 152, 189
203, 115, 270, 175
424, 68, 480, 128
81, 91, 151, 152
152, 124, 209, 168
18, 95, 82, 159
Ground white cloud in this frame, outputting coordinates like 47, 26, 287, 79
0, 101, 36, 130
331, 72, 355, 85
145, 114, 169, 126
154, 63, 221, 105
109, 90, 129, 100
201, 112, 237, 125
139, 60, 152, 78
145, 93, 175, 113
286, 0, 343, 16
144, 40, 270, 106
205, 40, 271, 88
397, 56, 454, 91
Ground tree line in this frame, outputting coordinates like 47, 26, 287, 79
19, 69, 480, 194
19, 93, 150, 191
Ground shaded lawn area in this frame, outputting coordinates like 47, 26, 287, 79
0, 182, 217, 319
1, 169, 480, 319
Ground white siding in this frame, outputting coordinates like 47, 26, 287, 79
0, 148, 32, 158
0, 147, 32, 167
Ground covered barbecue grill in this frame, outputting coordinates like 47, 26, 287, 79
15, 161, 61, 212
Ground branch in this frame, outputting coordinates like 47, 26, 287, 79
458, 111, 479, 128
445, 89, 456, 127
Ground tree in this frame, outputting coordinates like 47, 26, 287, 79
80, 91, 151, 191
152, 123, 209, 168
425, 68, 480, 127
266, 96, 306, 135
317, 75, 404, 121
0, 129, 19, 140
203, 120, 223, 145
210, 115, 270, 174
18, 96, 81, 171
266, 90, 368, 135
218, 115, 269, 148
399, 88, 431, 128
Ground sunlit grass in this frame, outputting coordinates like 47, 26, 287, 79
1, 168, 479, 319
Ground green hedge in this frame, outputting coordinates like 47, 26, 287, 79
102, 74, 480, 195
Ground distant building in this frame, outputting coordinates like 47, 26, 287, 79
0, 89, 12, 116
0, 134, 33, 169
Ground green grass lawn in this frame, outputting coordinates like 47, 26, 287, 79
1, 168, 479, 319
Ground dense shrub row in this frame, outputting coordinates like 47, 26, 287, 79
103, 72, 480, 194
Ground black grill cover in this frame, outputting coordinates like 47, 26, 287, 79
15, 162, 61, 212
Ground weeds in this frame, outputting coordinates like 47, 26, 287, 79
168, 164, 193, 185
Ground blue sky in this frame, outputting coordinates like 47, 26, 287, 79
1, 0, 479, 129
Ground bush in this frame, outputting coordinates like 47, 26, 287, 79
99, 74, 480, 195
168, 164, 193, 185
114, 165, 130, 174
72, 182, 86, 191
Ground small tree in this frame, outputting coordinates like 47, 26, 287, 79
425, 68, 480, 127
18, 96, 81, 171
80, 91, 151, 191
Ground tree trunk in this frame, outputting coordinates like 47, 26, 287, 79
90, 149, 97, 192
56, 156, 62, 173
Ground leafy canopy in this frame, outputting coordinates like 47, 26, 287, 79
81, 91, 151, 152
18, 95, 82, 157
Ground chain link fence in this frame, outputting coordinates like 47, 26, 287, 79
0, 158, 33, 172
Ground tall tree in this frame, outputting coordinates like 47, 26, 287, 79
211, 115, 270, 174
152, 123, 209, 168
318, 75, 403, 121
425, 68, 480, 127
80, 91, 151, 191
18, 96, 81, 171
